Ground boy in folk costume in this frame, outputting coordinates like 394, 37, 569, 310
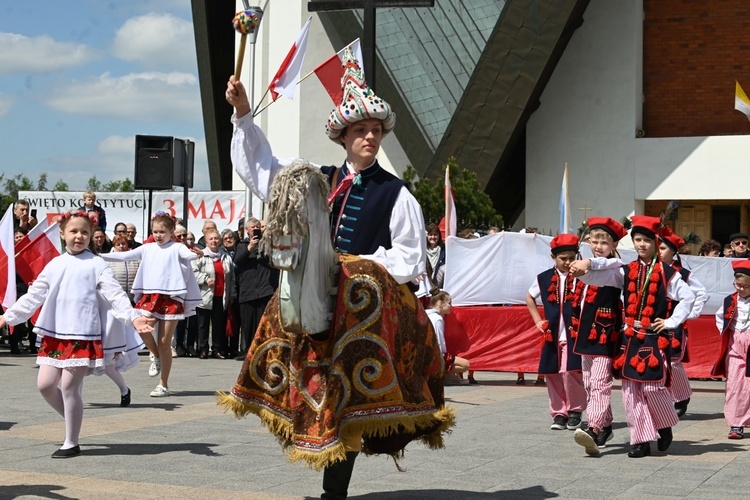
526, 234, 587, 431
658, 227, 708, 417
570, 216, 695, 458
712, 260, 750, 439
225, 49, 450, 500
571, 217, 626, 456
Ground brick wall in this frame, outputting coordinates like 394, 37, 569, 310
643, 1, 750, 137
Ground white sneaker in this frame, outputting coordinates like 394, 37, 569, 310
150, 384, 170, 397
148, 356, 161, 377
171, 347, 178, 358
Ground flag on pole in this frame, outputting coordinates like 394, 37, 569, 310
559, 163, 571, 234
268, 17, 312, 101
0, 205, 17, 309
313, 39, 364, 104
735, 81, 750, 121
438, 165, 457, 240
15, 220, 62, 286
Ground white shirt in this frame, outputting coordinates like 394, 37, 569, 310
426, 309, 447, 355
581, 257, 696, 330
101, 241, 202, 315
4, 250, 139, 340
230, 113, 426, 284
716, 295, 750, 333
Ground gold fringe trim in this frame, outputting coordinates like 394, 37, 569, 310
217, 391, 457, 471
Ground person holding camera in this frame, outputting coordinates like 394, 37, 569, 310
233, 217, 279, 360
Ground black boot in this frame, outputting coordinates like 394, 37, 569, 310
674, 398, 690, 417
321, 451, 358, 500
657, 427, 673, 451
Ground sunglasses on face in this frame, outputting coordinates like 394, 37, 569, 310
733, 241, 748, 246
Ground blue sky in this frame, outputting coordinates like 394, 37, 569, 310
0, 0, 211, 191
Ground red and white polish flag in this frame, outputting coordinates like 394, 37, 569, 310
313, 38, 363, 105
268, 17, 312, 101
0, 205, 17, 309
15, 219, 62, 286
439, 165, 457, 240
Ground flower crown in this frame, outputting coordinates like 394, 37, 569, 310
152, 211, 177, 223
57, 210, 98, 227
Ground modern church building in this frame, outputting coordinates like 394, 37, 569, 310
193, 0, 750, 249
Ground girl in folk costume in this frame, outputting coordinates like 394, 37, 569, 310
658, 228, 708, 418
570, 216, 695, 458
102, 212, 202, 397
0, 212, 154, 458
712, 260, 750, 439
571, 217, 627, 456
526, 234, 587, 431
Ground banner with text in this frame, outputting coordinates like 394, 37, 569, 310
18, 191, 258, 241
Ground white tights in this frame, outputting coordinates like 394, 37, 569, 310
37, 364, 88, 449
105, 363, 129, 396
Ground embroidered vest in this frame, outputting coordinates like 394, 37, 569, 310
666, 266, 690, 359
536, 268, 582, 374
571, 284, 623, 357
321, 162, 403, 256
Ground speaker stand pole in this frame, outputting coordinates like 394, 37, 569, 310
147, 189, 154, 236
183, 182, 189, 231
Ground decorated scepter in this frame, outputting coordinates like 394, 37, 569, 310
232, 6, 263, 80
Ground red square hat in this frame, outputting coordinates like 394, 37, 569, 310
587, 216, 627, 242
630, 215, 661, 240
550, 233, 579, 255
732, 259, 750, 276
659, 227, 685, 253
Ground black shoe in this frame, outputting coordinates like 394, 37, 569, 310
516, 377, 525, 385
657, 427, 673, 451
235, 353, 246, 361
322, 451, 358, 500
175, 346, 187, 357
120, 388, 131, 408
534, 377, 546, 386
596, 425, 614, 447
550, 415, 568, 430
52, 445, 81, 458
468, 376, 478, 385
628, 442, 651, 458
566, 411, 582, 430
10, 347, 21, 355
573, 428, 600, 456
199, 352, 208, 359
211, 352, 225, 360
675, 398, 690, 418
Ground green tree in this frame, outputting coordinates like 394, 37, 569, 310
86, 176, 102, 192
53, 180, 69, 191
119, 178, 135, 192
403, 158, 503, 230
0, 173, 39, 212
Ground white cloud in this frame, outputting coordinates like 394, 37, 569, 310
0, 32, 98, 75
0, 93, 13, 116
112, 13, 196, 71
97, 135, 135, 155
43, 72, 201, 122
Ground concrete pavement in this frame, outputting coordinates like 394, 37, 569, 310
1, 349, 748, 499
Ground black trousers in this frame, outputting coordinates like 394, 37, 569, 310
196, 297, 228, 355
175, 316, 198, 353
238, 296, 271, 353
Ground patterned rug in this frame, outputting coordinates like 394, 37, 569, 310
218, 255, 455, 469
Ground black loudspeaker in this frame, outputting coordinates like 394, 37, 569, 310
172, 139, 195, 188
134, 135, 174, 190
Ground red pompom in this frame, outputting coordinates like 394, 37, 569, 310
641, 317, 651, 328
628, 267, 639, 280
626, 317, 635, 327
626, 304, 637, 316
625, 326, 634, 337
547, 284, 556, 293
650, 272, 660, 283
627, 294, 638, 305
613, 354, 625, 369
648, 354, 659, 368
642, 307, 654, 318
637, 361, 646, 373
648, 283, 658, 294
627, 282, 636, 293
671, 338, 680, 349
630, 356, 639, 368
547, 294, 556, 302
589, 328, 598, 340
599, 333, 607, 344
658, 336, 669, 350
637, 331, 646, 341
646, 295, 656, 306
